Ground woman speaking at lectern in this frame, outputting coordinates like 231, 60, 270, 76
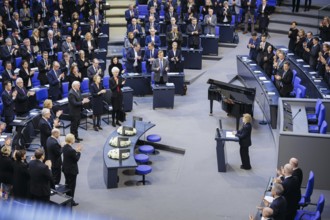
233, 113, 252, 170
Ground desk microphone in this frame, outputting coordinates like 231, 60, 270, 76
292, 108, 302, 120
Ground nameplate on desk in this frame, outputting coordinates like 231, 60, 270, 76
205, 34, 215, 37
1, 135, 7, 138
249, 63, 257, 66
31, 67, 38, 71
267, 92, 276, 96
314, 79, 321, 83
14, 68, 20, 74
168, 72, 180, 76
263, 80, 271, 83
320, 88, 328, 91
166, 82, 175, 86
309, 71, 317, 74
57, 98, 68, 103
259, 77, 267, 81
13, 120, 22, 123
0, 138, 4, 142
253, 70, 261, 73
127, 73, 139, 76
30, 112, 39, 115
278, 48, 288, 51
323, 94, 330, 98
29, 88, 40, 91
44, 84, 49, 87
296, 59, 304, 62
287, 53, 294, 56
303, 65, 310, 68
225, 131, 236, 138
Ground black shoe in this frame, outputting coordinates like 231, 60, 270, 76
116, 121, 121, 126
72, 202, 79, 206
77, 138, 83, 141
240, 165, 251, 170
112, 122, 116, 127
75, 139, 80, 143
94, 126, 99, 131
98, 126, 103, 130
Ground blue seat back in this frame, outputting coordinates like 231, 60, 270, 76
142, 61, 147, 73
293, 76, 301, 93
0, 83, 2, 95
36, 88, 48, 107
297, 84, 306, 98
62, 82, 69, 98
32, 71, 40, 87
36, 54, 42, 63
81, 78, 89, 93
317, 104, 325, 127
316, 194, 325, 214
296, 87, 303, 98
57, 52, 63, 62
15, 57, 22, 68
103, 75, 110, 89
231, 15, 235, 25
138, 5, 148, 19
122, 48, 127, 59
292, 69, 297, 84
320, 120, 327, 134
315, 99, 322, 116
215, 26, 220, 36
0, 102, 3, 116
304, 171, 314, 203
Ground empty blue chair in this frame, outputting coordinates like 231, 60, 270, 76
62, 82, 69, 98
141, 61, 147, 73
0, 83, 2, 95
231, 15, 236, 25
15, 57, 22, 68
215, 26, 220, 37
36, 54, 42, 62
139, 145, 155, 154
292, 69, 297, 84
147, 134, 161, 142
35, 88, 48, 108
0, 60, 3, 72
57, 51, 63, 62
307, 99, 322, 124
81, 78, 90, 93
135, 165, 152, 185
291, 76, 301, 96
138, 5, 148, 20
28, 29, 33, 37
122, 48, 127, 59
176, 6, 181, 15
296, 84, 306, 98
122, 63, 126, 72
0, 102, 3, 116
296, 87, 303, 98
308, 104, 325, 133
103, 75, 110, 89
319, 120, 327, 134
32, 71, 40, 87
159, 4, 165, 20
299, 171, 314, 208
294, 195, 324, 220
135, 154, 149, 164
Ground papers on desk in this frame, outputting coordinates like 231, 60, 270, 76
31, 67, 38, 71
263, 80, 271, 83
44, 84, 49, 87
264, 196, 274, 203
14, 68, 20, 74
249, 63, 257, 66
323, 94, 330, 98
226, 131, 236, 138
287, 53, 294, 56
167, 72, 180, 76
29, 88, 40, 91
259, 77, 267, 81
127, 73, 139, 76
1, 135, 7, 138
253, 70, 261, 73
303, 65, 310, 68
57, 98, 68, 103
267, 92, 276, 96
166, 82, 175, 86
314, 80, 321, 83
206, 34, 215, 37
279, 48, 288, 51
30, 112, 39, 116
309, 71, 317, 75
296, 59, 304, 62
13, 120, 22, 123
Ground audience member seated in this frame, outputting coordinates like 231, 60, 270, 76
15, 77, 35, 116
82, 32, 96, 61
274, 61, 293, 97
2, 62, 17, 86
20, 38, 37, 67
247, 32, 260, 61
19, 60, 35, 89
166, 25, 183, 50
126, 43, 142, 73
62, 36, 77, 61
145, 6, 160, 24
12, 149, 30, 201
47, 61, 65, 101
168, 42, 182, 72
0, 145, 14, 200
144, 42, 159, 73
218, 1, 232, 24
87, 58, 104, 83
145, 28, 161, 49
2, 81, 17, 133
145, 15, 160, 35
152, 50, 169, 84
108, 56, 124, 77
256, 34, 270, 67
319, 16, 330, 42
1, 38, 18, 64
288, 21, 298, 52
68, 65, 83, 89
124, 32, 138, 52
77, 50, 89, 78
37, 51, 51, 85
186, 18, 202, 49
263, 45, 275, 77
203, 8, 217, 35
125, 3, 139, 26
127, 18, 143, 41
165, 6, 179, 25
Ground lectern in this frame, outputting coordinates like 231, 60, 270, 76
215, 128, 239, 172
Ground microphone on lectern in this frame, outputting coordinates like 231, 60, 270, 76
292, 108, 302, 120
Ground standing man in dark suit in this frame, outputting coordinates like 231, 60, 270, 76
68, 81, 90, 142
109, 67, 125, 127
46, 128, 62, 185
127, 18, 143, 41
186, 18, 202, 49
39, 108, 59, 160
247, 32, 260, 61
307, 37, 321, 70
242, 0, 257, 34
256, 34, 270, 67
37, 51, 51, 85
274, 61, 293, 97
28, 148, 54, 202
87, 58, 104, 84
126, 43, 142, 73
262, 183, 287, 220
276, 163, 301, 220
43, 30, 59, 62
168, 42, 182, 72
143, 42, 158, 73
278, 157, 303, 188
14, 77, 35, 116
257, 0, 272, 36
1, 38, 18, 64
233, 113, 252, 170
152, 50, 169, 84
20, 38, 37, 67
47, 61, 65, 101
2, 62, 17, 87
124, 4, 138, 26
166, 25, 183, 50
1, 81, 17, 133
62, 133, 82, 206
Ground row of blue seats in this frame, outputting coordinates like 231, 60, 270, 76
307, 99, 328, 134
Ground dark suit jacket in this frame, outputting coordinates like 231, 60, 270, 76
37, 59, 50, 85
47, 69, 61, 100
12, 160, 30, 198
0, 155, 14, 184
28, 159, 53, 197
39, 117, 52, 149
186, 24, 202, 47
309, 44, 321, 69
166, 31, 183, 48
127, 24, 143, 39
126, 48, 142, 73
46, 136, 62, 169
144, 22, 160, 34
279, 69, 294, 97
270, 196, 287, 220
165, 12, 179, 24
168, 49, 182, 72
0, 45, 14, 63
293, 168, 303, 188
62, 144, 80, 175
218, 7, 232, 24
145, 35, 161, 48
235, 122, 252, 147
152, 58, 169, 82
125, 9, 139, 23
1, 90, 15, 117
281, 176, 301, 216
248, 37, 260, 61
87, 65, 104, 83
143, 48, 159, 72
1, 69, 16, 86
42, 37, 59, 55
68, 88, 83, 116
15, 86, 30, 114
20, 45, 36, 63
242, 0, 257, 14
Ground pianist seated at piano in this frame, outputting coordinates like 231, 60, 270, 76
274, 61, 294, 97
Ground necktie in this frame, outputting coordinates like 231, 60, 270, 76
159, 59, 163, 76
47, 119, 52, 129
21, 88, 26, 95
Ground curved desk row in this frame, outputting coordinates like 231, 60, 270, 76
275, 46, 330, 99
103, 121, 155, 189
236, 55, 280, 129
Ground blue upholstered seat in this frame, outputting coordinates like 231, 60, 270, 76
296, 85, 306, 98
307, 99, 322, 124
147, 134, 161, 142
294, 195, 324, 220
103, 75, 110, 89
319, 120, 327, 134
32, 71, 40, 87
135, 165, 152, 185
135, 154, 149, 164
81, 78, 90, 93
62, 82, 69, 98
139, 145, 155, 154
35, 88, 49, 108
299, 171, 314, 208
15, 57, 22, 68
308, 104, 325, 133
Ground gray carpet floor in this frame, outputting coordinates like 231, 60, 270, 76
59, 31, 330, 220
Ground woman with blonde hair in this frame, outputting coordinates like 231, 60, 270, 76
82, 32, 96, 61
233, 113, 252, 170
90, 75, 106, 131
0, 145, 14, 200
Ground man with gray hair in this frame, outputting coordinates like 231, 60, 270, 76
46, 128, 62, 184
262, 183, 287, 220
47, 61, 65, 101
1, 38, 18, 64
43, 29, 59, 60
15, 77, 35, 116
68, 81, 90, 142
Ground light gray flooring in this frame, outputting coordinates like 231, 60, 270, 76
58, 31, 330, 220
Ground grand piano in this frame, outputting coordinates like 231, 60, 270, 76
207, 78, 256, 130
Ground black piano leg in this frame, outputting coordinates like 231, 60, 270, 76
236, 117, 240, 130
209, 100, 213, 116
